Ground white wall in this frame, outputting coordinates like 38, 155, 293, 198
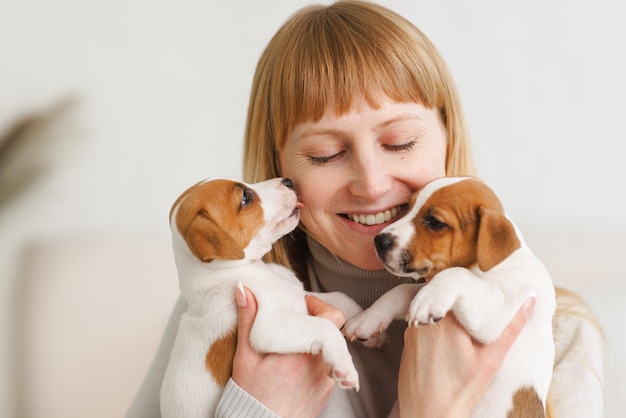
1, 0, 625, 240
1, 0, 624, 416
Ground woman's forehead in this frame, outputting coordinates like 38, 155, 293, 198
285, 98, 439, 140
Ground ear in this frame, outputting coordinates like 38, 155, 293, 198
476, 207, 521, 271
185, 214, 245, 262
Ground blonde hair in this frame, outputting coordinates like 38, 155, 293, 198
243, 1, 474, 274
240, 3, 602, 411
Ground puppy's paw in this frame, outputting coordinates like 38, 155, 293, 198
342, 311, 390, 347
322, 343, 360, 390
331, 363, 360, 391
407, 284, 458, 327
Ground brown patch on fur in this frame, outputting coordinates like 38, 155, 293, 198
406, 178, 521, 276
205, 327, 238, 387
507, 386, 544, 418
476, 205, 521, 271
171, 179, 264, 262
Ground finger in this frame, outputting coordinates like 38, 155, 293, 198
479, 296, 535, 377
305, 295, 345, 328
407, 313, 470, 352
497, 297, 535, 349
236, 282, 258, 347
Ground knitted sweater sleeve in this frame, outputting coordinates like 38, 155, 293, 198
215, 379, 280, 418
550, 290, 605, 417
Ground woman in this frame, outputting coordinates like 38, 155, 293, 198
127, 2, 604, 417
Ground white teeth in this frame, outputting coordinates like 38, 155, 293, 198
348, 207, 399, 226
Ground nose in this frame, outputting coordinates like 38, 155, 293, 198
374, 233, 395, 258
281, 178, 295, 190
349, 154, 391, 200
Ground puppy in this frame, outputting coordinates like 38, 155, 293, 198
161, 177, 360, 418
343, 176, 556, 417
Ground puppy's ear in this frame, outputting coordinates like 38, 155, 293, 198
186, 214, 245, 262
476, 207, 521, 271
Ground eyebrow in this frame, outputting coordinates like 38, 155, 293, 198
297, 128, 345, 140
298, 113, 426, 140
376, 114, 425, 130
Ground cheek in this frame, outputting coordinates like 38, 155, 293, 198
400, 144, 447, 190
278, 160, 327, 228
294, 175, 333, 230
425, 127, 448, 177
399, 159, 446, 194
423, 144, 447, 177
235, 206, 264, 241
417, 163, 446, 184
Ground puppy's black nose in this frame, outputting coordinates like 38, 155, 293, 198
374, 233, 394, 258
282, 178, 295, 190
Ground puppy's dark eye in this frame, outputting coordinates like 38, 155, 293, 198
240, 187, 255, 209
424, 215, 447, 231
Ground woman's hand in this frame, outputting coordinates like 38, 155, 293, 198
231, 286, 343, 418
398, 298, 536, 418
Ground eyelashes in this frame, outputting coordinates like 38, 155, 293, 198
385, 140, 418, 152
308, 151, 345, 165
307, 139, 418, 166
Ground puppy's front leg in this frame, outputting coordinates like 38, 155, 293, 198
250, 309, 359, 390
311, 291, 363, 321
343, 283, 424, 347
407, 267, 529, 343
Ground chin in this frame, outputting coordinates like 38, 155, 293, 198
338, 241, 384, 270
343, 252, 385, 271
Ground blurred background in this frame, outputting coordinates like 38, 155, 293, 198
1, 0, 624, 416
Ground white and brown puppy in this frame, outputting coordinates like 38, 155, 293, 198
343, 176, 556, 418
161, 177, 360, 418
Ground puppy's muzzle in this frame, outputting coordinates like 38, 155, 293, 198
374, 233, 395, 260
281, 178, 295, 190
375, 233, 418, 276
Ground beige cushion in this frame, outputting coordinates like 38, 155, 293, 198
14, 238, 178, 418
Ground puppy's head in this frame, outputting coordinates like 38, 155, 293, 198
375, 176, 520, 279
170, 177, 301, 263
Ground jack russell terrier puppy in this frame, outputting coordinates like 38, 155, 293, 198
161, 177, 360, 418
343, 176, 556, 418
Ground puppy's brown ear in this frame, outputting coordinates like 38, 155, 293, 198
476, 207, 521, 271
186, 214, 245, 262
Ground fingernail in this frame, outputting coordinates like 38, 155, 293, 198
235, 280, 247, 308
521, 297, 536, 318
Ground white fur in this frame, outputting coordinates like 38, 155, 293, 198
343, 176, 556, 417
160, 178, 360, 418
381, 176, 467, 258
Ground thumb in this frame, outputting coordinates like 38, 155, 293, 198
485, 297, 535, 361
500, 297, 535, 344
235, 281, 258, 344
305, 295, 345, 328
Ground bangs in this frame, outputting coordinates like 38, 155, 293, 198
244, 1, 474, 270
266, 3, 448, 148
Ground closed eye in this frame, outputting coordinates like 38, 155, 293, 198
384, 140, 417, 152
308, 151, 345, 166
424, 215, 447, 231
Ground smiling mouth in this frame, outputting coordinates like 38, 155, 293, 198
343, 204, 408, 226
